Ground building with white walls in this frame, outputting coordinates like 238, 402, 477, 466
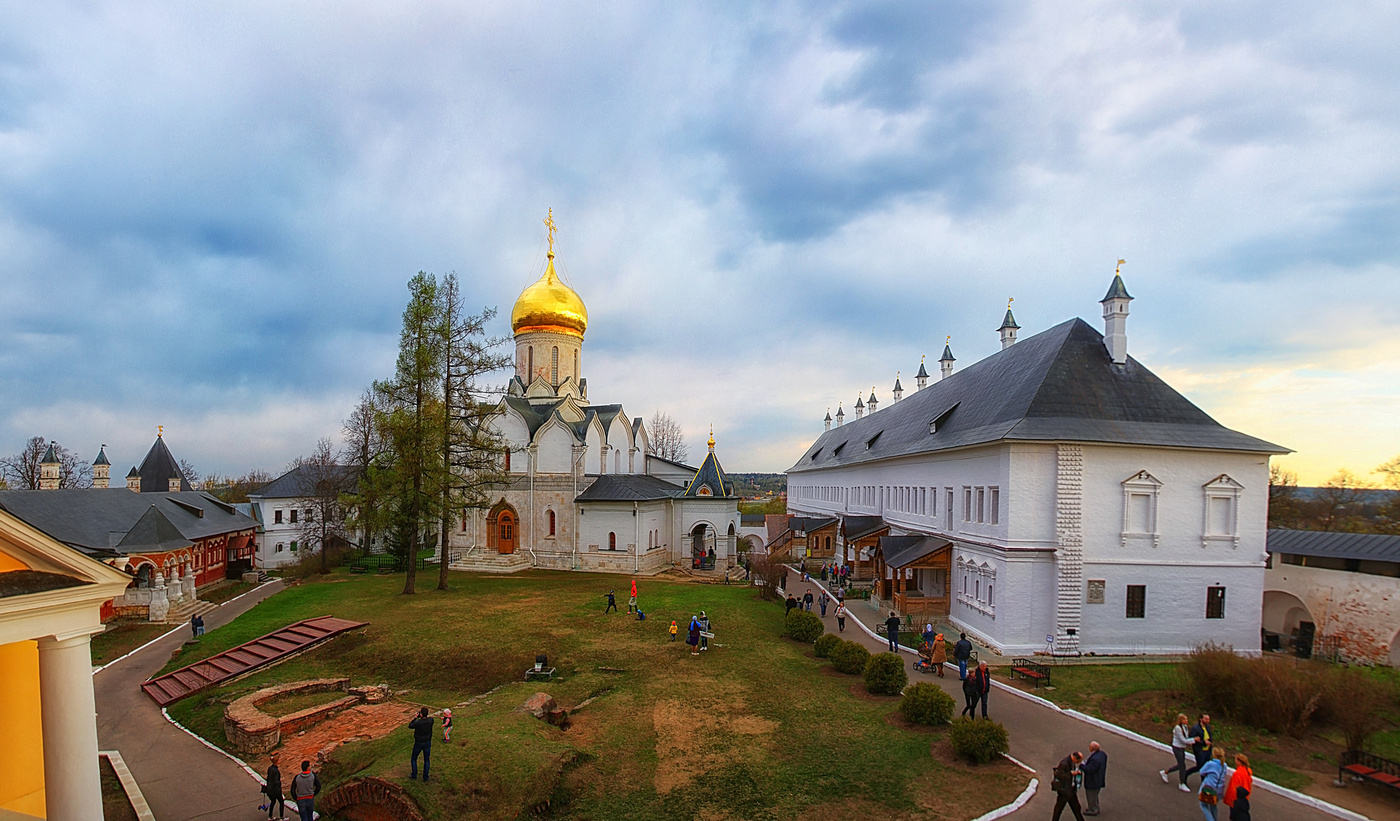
786, 273, 1287, 656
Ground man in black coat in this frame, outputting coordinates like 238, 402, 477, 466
953, 632, 973, 680
1052, 751, 1086, 821
803, 589, 815, 612
1187, 714, 1213, 777
785, 593, 799, 616
970, 661, 992, 718
884, 612, 902, 652
1082, 741, 1107, 815
408, 707, 434, 781
263, 755, 285, 819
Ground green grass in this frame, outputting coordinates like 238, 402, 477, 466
1253, 760, 1310, 790
202, 580, 254, 605
165, 570, 1024, 820
1006, 662, 1188, 715
91, 621, 171, 665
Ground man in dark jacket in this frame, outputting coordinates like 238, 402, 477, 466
1052, 751, 1086, 821
1187, 714, 1213, 777
263, 755, 284, 819
953, 633, 973, 680
970, 661, 992, 718
408, 707, 434, 781
803, 589, 815, 612
785, 593, 798, 616
1082, 741, 1107, 815
884, 612, 902, 652
290, 760, 320, 821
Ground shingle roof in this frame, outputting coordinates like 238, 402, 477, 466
0, 489, 257, 556
788, 516, 837, 533
842, 516, 887, 541
1266, 529, 1400, 563
137, 436, 191, 492
40, 444, 58, 464
1102, 275, 1133, 301
575, 474, 684, 502
916, 361, 929, 379
999, 309, 1020, 331
739, 513, 766, 526
879, 535, 952, 568
251, 465, 358, 499
790, 319, 1286, 473
940, 344, 955, 362
117, 506, 195, 552
93, 446, 110, 466
684, 450, 736, 498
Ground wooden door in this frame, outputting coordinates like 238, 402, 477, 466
498, 512, 516, 554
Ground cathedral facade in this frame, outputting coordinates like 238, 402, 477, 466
448, 219, 741, 576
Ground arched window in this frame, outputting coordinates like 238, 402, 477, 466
461, 511, 468, 532
504, 449, 511, 472
551, 346, 559, 385
528, 347, 534, 381
548, 509, 556, 536
609, 532, 617, 551
573, 348, 578, 379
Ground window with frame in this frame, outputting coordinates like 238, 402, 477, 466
963, 487, 972, 521
551, 346, 559, 385
290, 509, 298, 524
1202, 475, 1244, 548
461, 512, 468, 532
609, 532, 617, 551
1126, 585, 1146, 618
976, 487, 986, 523
1121, 471, 1163, 547
1206, 586, 1226, 619
290, 540, 298, 552
504, 449, 511, 472
548, 509, 556, 536
989, 487, 1000, 525
274, 509, 283, 524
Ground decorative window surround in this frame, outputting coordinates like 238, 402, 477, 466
955, 555, 997, 618
1201, 474, 1243, 549
1120, 470, 1163, 548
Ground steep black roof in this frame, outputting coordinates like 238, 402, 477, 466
916, 360, 929, 379
684, 450, 736, 498
1102, 275, 1133, 301
41, 444, 58, 464
999, 309, 1020, 330
790, 319, 1286, 473
137, 436, 191, 492
93, 446, 110, 467
575, 474, 684, 502
1266, 529, 1400, 563
0, 489, 257, 556
117, 506, 194, 552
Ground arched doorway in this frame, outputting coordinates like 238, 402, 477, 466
487, 503, 519, 555
1262, 591, 1314, 635
691, 523, 713, 570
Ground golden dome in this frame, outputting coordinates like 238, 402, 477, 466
511, 252, 588, 337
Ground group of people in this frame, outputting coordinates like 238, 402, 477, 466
1051, 742, 1110, 820
1161, 713, 1253, 821
259, 755, 322, 821
914, 624, 947, 677
816, 561, 848, 588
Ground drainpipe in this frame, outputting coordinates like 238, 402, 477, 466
527, 447, 537, 565
634, 501, 640, 573
573, 445, 584, 569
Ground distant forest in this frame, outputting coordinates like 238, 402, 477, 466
1269, 463, 1398, 534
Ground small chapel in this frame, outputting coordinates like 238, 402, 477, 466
447, 213, 741, 576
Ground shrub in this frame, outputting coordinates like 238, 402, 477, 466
949, 717, 1009, 764
830, 640, 872, 675
900, 682, 956, 726
864, 652, 908, 695
784, 609, 825, 643
813, 633, 842, 659
1185, 644, 1325, 736
1326, 668, 1392, 751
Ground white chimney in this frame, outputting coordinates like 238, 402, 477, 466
998, 300, 1020, 350
835, 405, 845, 426
939, 340, 955, 380
854, 396, 864, 419
1101, 263, 1132, 365
866, 389, 878, 414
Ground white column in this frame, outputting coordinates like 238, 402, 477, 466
39, 632, 104, 821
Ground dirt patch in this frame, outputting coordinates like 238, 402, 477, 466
652, 698, 778, 795
259, 702, 418, 772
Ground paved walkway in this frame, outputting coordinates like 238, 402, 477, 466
786, 575, 1349, 821
94, 581, 284, 821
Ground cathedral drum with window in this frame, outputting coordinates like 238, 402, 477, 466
448, 213, 741, 576
785, 272, 1287, 656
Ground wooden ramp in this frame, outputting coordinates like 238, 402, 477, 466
141, 616, 367, 706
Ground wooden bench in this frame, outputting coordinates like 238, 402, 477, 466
1340, 750, 1400, 793
1010, 658, 1051, 688
348, 563, 368, 574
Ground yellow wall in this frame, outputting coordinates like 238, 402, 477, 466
0, 639, 46, 818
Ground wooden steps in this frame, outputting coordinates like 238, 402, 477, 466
141, 616, 367, 707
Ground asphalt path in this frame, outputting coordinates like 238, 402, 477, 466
94, 581, 285, 821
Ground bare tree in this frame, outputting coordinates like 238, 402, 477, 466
1311, 470, 1372, 532
203, 469, 274, 503
178, 458, 201, 489
1268, 465, 1304, 530
648, 411, 688, 463
0, 437, 92, 489
292, 438, 355, 574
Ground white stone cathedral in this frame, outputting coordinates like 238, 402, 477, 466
448, 216, 741, 576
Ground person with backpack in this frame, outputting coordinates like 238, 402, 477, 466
953, 633, 973, 680
408, 706, 434, 781
669, 620, 679, 642
1052, 751, 1087, 821
290, 760, 320, 821
1197, 749, 1228, 821
262, 755, 285, 819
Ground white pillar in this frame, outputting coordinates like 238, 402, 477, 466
39, 632, 104, 821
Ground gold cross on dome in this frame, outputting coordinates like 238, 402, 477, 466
543, 208, 557, 255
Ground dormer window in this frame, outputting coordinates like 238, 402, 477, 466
928, 402, 959, 435
833, 442, 846, 456
865, 431, 882, 449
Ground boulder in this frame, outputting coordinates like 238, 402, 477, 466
520, 692, 557, 719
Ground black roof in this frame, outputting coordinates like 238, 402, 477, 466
791, 319, 1286, 473
1266, 529, 1400, 563
1102, 275, 1133, 301
118, 506, 194, 552
93, 446, 110, 466
0, 489, 257, 556
739, 513, 766, 525
842, 516, 887, 541
136, 436, 191, 492
575, 474, 684, 502
684, 450, 736, 498
788, 516, 837, 533
916, 361, 929, 379
999, 308, 1020, 330
251, 464, 358, 499
879, 535, 951, 568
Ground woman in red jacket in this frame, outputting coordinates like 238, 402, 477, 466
1222, 754, 1252, 812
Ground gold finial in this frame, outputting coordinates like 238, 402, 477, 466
158, 425, 163, 437
708, 424, 715, 450
543, 208, 558, 256
1008, 296, 1014, 308
1115, 258, 1126, 276
921, 355, 926, 363
946, 335, 951, 345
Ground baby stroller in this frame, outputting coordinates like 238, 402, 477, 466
913, 640, 936, 674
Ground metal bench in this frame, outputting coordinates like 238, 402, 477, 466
1340, 750, 1400, 793
1011, 657, 1051, 688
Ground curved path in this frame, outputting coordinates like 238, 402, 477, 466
94, 581, 284, 821
785, 573, 1358, 821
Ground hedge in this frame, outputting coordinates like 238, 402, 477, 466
784, 609, 825, 643
863, 652, 908, 695
949, 717, 1009, 764
830, 639, 872, 675
813, 633, 842, 659
900, 682, 955, 725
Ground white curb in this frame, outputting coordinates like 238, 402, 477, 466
93, 580, 280, 676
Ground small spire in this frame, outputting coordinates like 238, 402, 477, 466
824, 409, 832, 422
157, 425, 164, 438
916, 356, 929, 379
707, 424, 715, 452
940, 336, 955, 362
1102, 260, 1132, 302
999, 298, 1020, 331
543, 208, 558, 257
855, 396, 864, 409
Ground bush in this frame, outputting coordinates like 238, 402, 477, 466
949, 717, 1009, 764
813, 633, 842, 659
1327, 668, 1393, 751
864, 652, 908, 695
784, 609, 825, 643
1185, 644, 1324, 736
830, 640, 871, 675
901, 682, 956, 725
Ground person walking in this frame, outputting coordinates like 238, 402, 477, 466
669, 620, 678, 642
785, 593, 799, 616
1052, 751, 1087, 821
970, 661, 992, 718
953, 633, 973, 680
1223, 754, 1252, 815
290, 760, 320, 821
1082, 741, 1107, 815
884, 611, 902, 652
408, 706, 433, 781
262, 755, 285, 819
803, 589, 815, 612
1197, 749, 1228, 821
628, 579, 638, 614
1161, 713, 1198, 791
834, 601, 847, 632
442, 708, 453, 743
603, 590, 618, 613
1227, 786, 1250, 821
190, 613, 204, 639
818, 590, 829, 617
1188, 714, 1214, 779
930, 633, 947, 677
687, 616, 701, 656
699, 611, 712, 651
961, 667, 980, 718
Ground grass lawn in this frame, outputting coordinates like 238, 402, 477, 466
201, 580, 255, 605
166, 570, 1023, 820
90, 621, 172, 665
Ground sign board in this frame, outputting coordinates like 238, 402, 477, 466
1086, 579, 1105, 604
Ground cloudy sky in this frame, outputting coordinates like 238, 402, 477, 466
1, 1, 1397, 485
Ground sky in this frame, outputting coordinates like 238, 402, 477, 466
1, 1, 1397, 485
